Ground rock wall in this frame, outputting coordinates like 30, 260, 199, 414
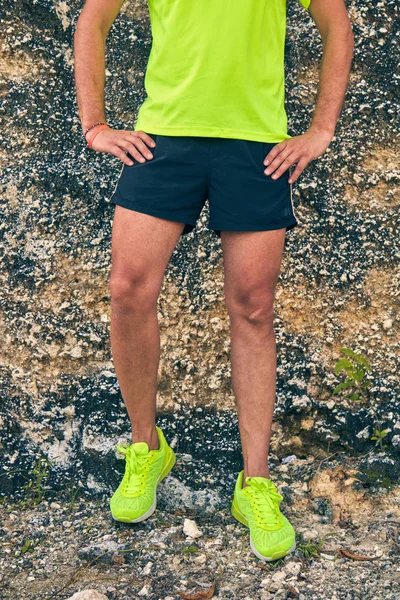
0, 0, 399, 498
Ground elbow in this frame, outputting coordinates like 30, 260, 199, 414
74, 15, 108, 42
321, 20, 355, 53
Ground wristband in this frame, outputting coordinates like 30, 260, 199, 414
83, 121, 106, 139
86, 124, 110, 149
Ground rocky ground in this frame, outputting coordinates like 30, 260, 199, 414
1, 451, 400, 600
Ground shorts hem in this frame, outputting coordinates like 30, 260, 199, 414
110, 197, 197, 234
208, 219, 298, 235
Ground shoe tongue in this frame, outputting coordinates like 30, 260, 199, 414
131, 442, 149, 455
246, 476, 275, 490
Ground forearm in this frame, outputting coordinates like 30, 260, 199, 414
74, 23, 108, 134
309, 24, 354, 137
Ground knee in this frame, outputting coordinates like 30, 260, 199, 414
225, 288, 275, 326
109, 269, 159, 312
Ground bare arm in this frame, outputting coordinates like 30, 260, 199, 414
307, 0, 354, 137
74, 0, 156, 164
74, 0, 124, 133
264, 0, 354, 182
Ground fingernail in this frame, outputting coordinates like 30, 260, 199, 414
151, 143, 156, 147
147, 153, 153, 159
272, 174, 277, 179
128, 161, 133, 165
140, 157, 145, 162
265, 169, 270, 175
264, 160, 269, 165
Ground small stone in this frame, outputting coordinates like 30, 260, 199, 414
67, 591, 109, 600
282, 454, 297, 464
194, 553, 207, 564
382, 319, 393, 331
287, 585, 300, 598
70, 345, 83, 358
138, 584, 151, 596
284, 562, 301, 578
142, 561, 153, 575
183, 518, 203, 539
271, 570, 286, 582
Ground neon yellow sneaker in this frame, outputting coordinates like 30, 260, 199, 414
231, 470, 296, 561
110, 425, 176, 523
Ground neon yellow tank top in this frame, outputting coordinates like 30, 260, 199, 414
134, 0, 311, 143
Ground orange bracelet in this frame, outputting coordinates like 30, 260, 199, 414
87, 124, 110, 149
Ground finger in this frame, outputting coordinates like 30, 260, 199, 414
264, 146, 294, 175
263, 141, 289, 167
111, 146, 135, 166
288, 158, 308, 183
267, 153, 297, 180
119, 141, 150, 163
125, 138, 154, 161
129, 130, 156, 149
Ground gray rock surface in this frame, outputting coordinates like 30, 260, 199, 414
0, 0, 398, 500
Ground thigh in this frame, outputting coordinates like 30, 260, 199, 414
110, 204, 184, 291
207, 139, 297, 237
221, 229, 286, 304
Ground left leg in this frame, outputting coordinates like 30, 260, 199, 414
221, 227, 286, 486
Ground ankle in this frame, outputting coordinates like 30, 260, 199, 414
131, 427, 159, 450
243, 468, 270, 487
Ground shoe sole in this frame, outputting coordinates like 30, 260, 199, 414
231, 497, 296, 561
111, 444, 176, 524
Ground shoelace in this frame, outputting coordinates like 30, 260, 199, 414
117, 444, 151, 494
245, 477, 283, 528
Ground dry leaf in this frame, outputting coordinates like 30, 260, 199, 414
179, 583, 215, 599
337, 548, 381, 561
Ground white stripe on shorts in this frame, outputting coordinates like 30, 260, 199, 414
289, 166, 296, 219
107, 162, 125, 203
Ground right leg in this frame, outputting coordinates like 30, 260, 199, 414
109, 205, 185, 450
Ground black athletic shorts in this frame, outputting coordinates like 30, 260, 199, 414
108, 134, 298, 238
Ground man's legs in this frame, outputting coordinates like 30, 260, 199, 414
221, 228, 286, 486
109, 205, 185, 449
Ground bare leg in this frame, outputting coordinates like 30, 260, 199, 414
221, 229, 286, 487
109, 206, 185, 449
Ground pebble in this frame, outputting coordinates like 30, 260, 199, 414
66, 591, 109, 600
138, 584, 151, 596
382, 319, 393, 330
142, 561, 153, 575
183, 518, 203, 538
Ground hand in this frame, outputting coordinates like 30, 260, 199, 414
263, 128, 334, 183
91, 128, 156, 166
